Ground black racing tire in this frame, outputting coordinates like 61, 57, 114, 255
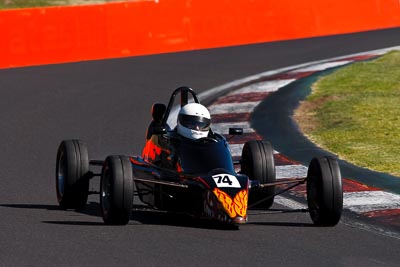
307, 156, 343, 226
241, 140, 276, 209
56, 140, 90, 209
100, 155, 134, 225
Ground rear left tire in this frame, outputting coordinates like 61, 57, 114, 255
56, 140, 90, 209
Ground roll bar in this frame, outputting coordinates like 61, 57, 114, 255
161, 86, 200, 126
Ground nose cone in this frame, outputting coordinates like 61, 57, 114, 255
232, 216, 247, 225
213, 188, 248, 222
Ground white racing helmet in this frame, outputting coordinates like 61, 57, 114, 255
177, 103, 211, 140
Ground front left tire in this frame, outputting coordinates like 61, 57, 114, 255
100, 155, 134, 225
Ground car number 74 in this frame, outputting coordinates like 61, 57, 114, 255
212, 174, 241, 188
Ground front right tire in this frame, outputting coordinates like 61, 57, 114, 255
307, 156, 343, 226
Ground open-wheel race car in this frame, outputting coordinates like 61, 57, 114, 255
55, 86, 343, 227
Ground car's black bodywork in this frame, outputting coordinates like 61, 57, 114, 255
132, 87, 250, 224
56, 86, 343, 227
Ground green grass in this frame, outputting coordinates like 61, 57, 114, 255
0, 0, 64, 8
0, 0, 115, 9
295, 51, 400, 177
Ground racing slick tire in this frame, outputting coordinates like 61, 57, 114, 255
306, 156, 343, 226
56, 140, 90, 209
241, 140, 276, 209
100, 155, 134, 225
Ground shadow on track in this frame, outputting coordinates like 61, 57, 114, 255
247, 208, 314, 227
247, 222, 314, 227
0, 202, 237, 229
130, 205, 240, 230
130, 205, 315, 229
41, 221, 106, 226
0, 203, 315, 228
0, 202, 103, 226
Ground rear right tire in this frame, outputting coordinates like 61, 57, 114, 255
241, 140, 276, 209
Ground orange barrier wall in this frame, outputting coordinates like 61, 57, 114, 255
1, 0, 400, 69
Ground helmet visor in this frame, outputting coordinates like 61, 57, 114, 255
178, 114, 211, 131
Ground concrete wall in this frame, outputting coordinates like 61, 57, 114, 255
1, 0, 399, 68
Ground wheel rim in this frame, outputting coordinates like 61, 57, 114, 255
57, 151, 65, 198
101, 166, 111, 217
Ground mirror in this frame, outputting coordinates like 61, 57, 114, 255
229, 128, 243, 135
152, 103, 166, 122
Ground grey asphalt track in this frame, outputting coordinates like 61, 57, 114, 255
1, 28, 400, 266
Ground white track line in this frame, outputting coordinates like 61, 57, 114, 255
276, 165, 308, 179
229, 79, 296, 95
290, 61, 352, 72
344, 191, 400, 213
229, 144, 245, 157
209, 102, 260, 114
198, 46, 400, 103
274, 196, 307, 210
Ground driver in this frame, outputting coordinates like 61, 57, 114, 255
177, 103, 211, 140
